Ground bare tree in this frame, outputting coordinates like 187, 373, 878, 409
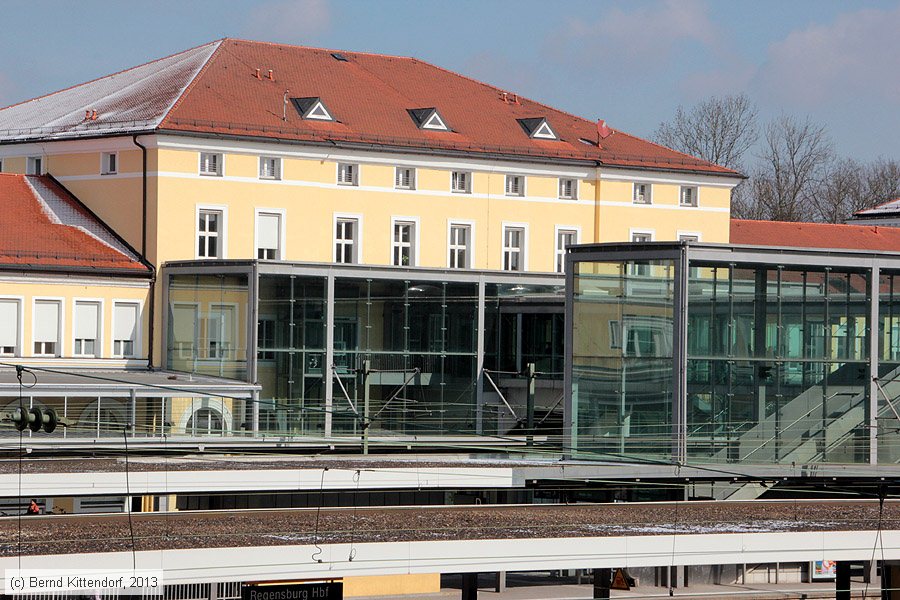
750, 115, 833, 222
809, 158, 864, 223
863, 158, 900, 208
653, 94, 758, 170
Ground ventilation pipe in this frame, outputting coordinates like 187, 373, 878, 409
267, 69, 274, 81
254, 68, 261, 79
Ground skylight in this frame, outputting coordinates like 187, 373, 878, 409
408, 108, 450, 132
291, 97, 334, 121
518, 117, 558, 141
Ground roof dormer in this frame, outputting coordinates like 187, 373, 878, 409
408, 108, 450, 131
291, 97, 334, 121
518, 117, 557, 140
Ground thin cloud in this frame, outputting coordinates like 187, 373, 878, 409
752, 6, 900, 109
545, 0, 721, 77
242, 0, 331, 44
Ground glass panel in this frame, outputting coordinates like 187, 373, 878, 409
571, 260, 675, 460
686, 263, 870, 464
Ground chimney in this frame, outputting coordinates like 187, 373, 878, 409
91, 110, 98, 121
267, 69, 274, 81
84, 110, 91, 121
254, 68, 261, 79
501, 92, 509, 104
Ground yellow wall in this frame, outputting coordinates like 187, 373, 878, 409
343, 573, 440, 597
0, 277, 150, 361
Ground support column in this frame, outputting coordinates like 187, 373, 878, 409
593, 568, 611, 599
250, 389, 259, 435
324, 272, 335, 437
870, 265, 880, 464
493, 571, 506, 593
884, 560, 900, 600
475, 279, 485, 435
461, 573, 478, 600
836, 560, 851, 600
526, 362, 535, 446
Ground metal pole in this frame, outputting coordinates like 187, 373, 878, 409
362, 358, 370, 455
526, 362, 535, 447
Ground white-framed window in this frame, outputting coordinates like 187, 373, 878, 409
631, 231, 653, 244
558, 178, 577, 200
337, 163, 358, 185
392, 219, 417, 266
680, 185, 698, 207
505, 174, 524, 196
678, 233, 700, 243
502, 225, 527, 271
199, 152, 222, 176
555, 228, 578, 274
197, 208, 224, 259
259, 156, 281, 180
255, 210, 284, 260
0, 299, 21, 356
73, 300, 101, 357
630, 230, 653, 276
633, 182, 652, 204
26, 156, 43, 175
206, 304, 235, 360
395, 167, 416, 190
112, 302, 139, 358
101, 152, 118, 175
451, 171, 471, 194
172, 303, 198, 359
33, 300, 61, 356
448, 222, 473, 269
334, 217, 359, 264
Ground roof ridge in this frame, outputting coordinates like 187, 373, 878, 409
733, 218, 897, 232
157, 40, 224, 126
220, 37, 417, 62
0, 40, 222, 113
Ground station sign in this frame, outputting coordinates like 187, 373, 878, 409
241, 582, 342, 600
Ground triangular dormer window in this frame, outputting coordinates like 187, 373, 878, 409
408, 108, 450, 132
291, 97, 334, 121
518, 117, 558, 140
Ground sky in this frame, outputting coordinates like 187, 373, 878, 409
0, 0, 897, 163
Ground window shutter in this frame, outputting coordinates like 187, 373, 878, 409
0, 300, 18, 347
75, 302, 99, 339
172, 305, 197, 344
114, 304, 137, 342
257, 213, 280, 252
34, 301, 59, 343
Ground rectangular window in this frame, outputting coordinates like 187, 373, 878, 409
559, 178, 577, 200
448, 224, 471, 269
259, 156, 281, 179
172, 304, 197, 359
0, 299, 20, 356
395, 167, 416, 190
337, 163, 358, 185
556, 229, 578, 273
101, 152, 117, 175
113, 302, 139, 358
502, 226, 525, 271
197, 209, 222, 258
631, 232, 652, 276
678, 234, 699, 242
199, 152, 222, 176
451, 171, 471, 194
505, 174, 524, 196
206, 305, 234, 360
680, 185, 698, 206
392, 220, 416, 266
335, 218, 358, 264
256, 212, 282, 260
257, 318, 276, 361
26, 156, 43, 175
74, 301, 100, 357
33, 300, 60, 356
633, 183, 652, 204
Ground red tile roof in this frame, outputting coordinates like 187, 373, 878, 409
731, 219, 900, 252
0, 39, 739, 177
0, 174, 150, 273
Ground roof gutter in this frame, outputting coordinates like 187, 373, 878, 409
132, 134, 157, 369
